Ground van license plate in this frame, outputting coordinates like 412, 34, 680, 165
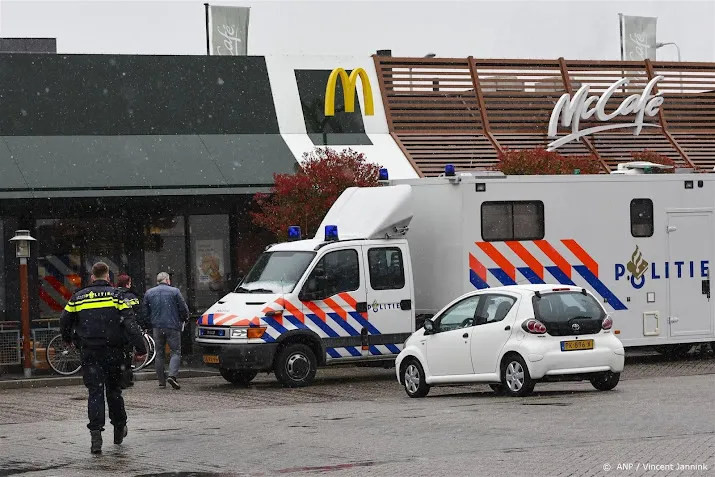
203, 355, 220, 364
561, 340, 594, 351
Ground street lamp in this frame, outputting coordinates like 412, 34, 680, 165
9, 230, 36, 378
656, 42, 682, 94
410, 52, 437, 91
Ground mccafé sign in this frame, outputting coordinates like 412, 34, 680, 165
324, 67, 374, 117
546, 75, 665, 150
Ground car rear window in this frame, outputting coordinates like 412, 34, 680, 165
531, 291, 605, 336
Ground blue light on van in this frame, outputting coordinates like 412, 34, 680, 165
445, 164, 456, 177
325, 225, 339, 241
288, 226, 302, 241
379, 168, 389, 181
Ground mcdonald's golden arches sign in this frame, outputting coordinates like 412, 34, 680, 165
324, 67, 374, 117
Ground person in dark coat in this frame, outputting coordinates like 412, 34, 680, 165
143, 272, 189, 390
60, 262, 147, 454
116, 274, 145, 388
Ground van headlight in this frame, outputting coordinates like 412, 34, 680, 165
231, 327, 248, 339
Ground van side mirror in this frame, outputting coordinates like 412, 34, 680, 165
423, 318, 435, 335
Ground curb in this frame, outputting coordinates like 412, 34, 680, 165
0, 369, 219, 390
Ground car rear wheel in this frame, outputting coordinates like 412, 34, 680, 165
501, 355, 535, 397
219, 368, 258, 385
402, 359, 430, 398
590, 371, 620, 391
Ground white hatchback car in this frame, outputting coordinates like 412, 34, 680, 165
396, 284, 625, 398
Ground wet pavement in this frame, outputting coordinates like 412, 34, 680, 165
0, 354, 713, 476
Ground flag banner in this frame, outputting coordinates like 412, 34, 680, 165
619, 14, 658, 61
208, 5, 250, 56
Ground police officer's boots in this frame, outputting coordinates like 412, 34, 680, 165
114, 425, 128, 445
90, 430, 102, 454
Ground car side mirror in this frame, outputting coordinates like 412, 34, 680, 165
423, 318, 435, 335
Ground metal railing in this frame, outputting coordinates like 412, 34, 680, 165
0, 330, 21, 366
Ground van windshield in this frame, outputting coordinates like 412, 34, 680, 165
532, 291, 606, 337
235, 251, 316, 294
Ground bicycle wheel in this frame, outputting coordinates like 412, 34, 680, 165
145, 334, 157, 367
132, 333, 151, 371
47, 334, 82, 376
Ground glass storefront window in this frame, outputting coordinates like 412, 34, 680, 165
0, 219, 4, 320
36, 218, 129, 320
144, 216, 187, 296
189, 215, 230, 313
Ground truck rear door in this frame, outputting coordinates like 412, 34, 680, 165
361, 243, 414, 356
666, 210, 714, 337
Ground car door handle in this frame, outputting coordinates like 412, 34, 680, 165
462, 333, 469, 338
504, 326, 511, 331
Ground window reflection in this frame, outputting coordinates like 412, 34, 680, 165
190, 215, 229, 313
0, 220, 4, 320
36, 218, 129, 320
144, 216, 186, 296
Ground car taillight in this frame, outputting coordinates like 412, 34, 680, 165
602, 316, 613, 330
522, 319, 547, 334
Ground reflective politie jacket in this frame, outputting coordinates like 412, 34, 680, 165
117, 287, 148, 330
59, 279, 147, 353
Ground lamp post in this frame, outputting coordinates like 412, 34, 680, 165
656, 42, 682, 94
410, 52, 437, 91
10, 230, 36, 378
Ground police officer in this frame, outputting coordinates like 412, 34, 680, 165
60, 262, 147, 454
116, 273, 145, 388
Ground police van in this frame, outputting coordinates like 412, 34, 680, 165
195, 162, 715, 387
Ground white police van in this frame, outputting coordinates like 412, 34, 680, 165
195, 163, 715, 387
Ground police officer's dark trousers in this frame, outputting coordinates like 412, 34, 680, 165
81, 347, 126, 431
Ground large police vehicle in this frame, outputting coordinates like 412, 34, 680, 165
195, 162, 715, 387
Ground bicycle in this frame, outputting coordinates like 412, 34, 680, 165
46, 331, 156, 376
131, 331, 156, 372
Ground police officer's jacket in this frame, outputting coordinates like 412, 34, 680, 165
60, 279, 147, 353
117, 287, 147, 329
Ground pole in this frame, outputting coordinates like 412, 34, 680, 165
204, 3, 210, 55
20, 257, 31, 378
657, 42, 683, 94
674, 43, 683, 95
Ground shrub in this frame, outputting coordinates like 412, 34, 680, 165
251, 148, 382, 241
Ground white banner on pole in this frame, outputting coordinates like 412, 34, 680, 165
619, 14, 658, 61
208, 5, 250, 56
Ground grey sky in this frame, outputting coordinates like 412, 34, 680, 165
0, 0, 713, 60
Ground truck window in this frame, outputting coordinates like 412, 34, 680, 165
367, 247, 405, 290
630, 198, 653, 237
302, 249, 360, 299
481, 201, 544, 241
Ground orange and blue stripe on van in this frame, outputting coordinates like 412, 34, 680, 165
469, 239, 627, 311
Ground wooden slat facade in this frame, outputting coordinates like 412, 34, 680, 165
373, 56, 715, 177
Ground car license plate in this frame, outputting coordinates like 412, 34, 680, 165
561, 339, 594, 351
203, 355, 220, 364
200, 328, 226, 337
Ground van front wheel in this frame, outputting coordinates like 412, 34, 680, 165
274, 344, 317, 388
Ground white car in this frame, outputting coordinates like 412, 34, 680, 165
396, 284, 625, 398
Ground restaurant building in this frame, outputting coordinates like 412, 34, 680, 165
2, 51, 715, 368
0, 52, 413, 366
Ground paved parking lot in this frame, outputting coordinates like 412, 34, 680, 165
0, 355, 713, 476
